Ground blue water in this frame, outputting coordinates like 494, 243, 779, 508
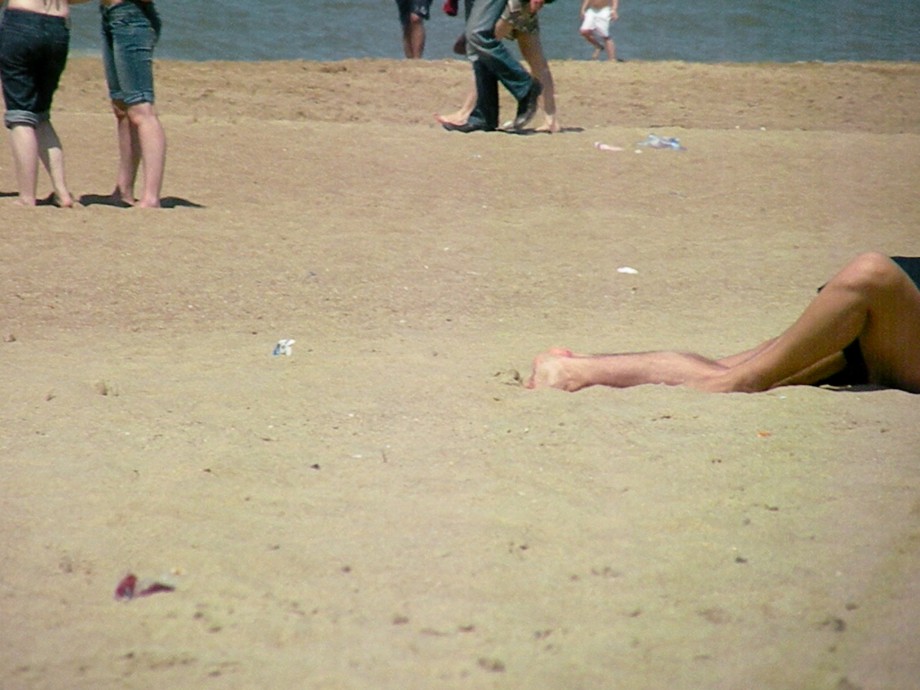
65, 0, 920, 63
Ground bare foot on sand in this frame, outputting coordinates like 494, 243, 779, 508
435, 111, 469, 127
110, 188, 137, 207
525, 347, 579, 390
41, 191, 75, 208
535, 116, 561, 133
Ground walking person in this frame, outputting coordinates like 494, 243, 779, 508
442, 0, 545, 133
437, 0, 560, 132
100, 0, 165, 207
579, 0, 618, 61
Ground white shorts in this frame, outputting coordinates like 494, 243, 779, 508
580, 7, 612, 39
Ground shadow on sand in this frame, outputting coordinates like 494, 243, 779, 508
78, 193, 205, 209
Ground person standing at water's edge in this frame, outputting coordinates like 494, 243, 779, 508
0, 0, 90, 207
100, 0, 165, 207
396, 0, 433, 58
579, 0, 618, 61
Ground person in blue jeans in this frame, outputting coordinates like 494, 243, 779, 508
100, 0, 165, 207
442, 0, 544, 133
0, 0, 89, 207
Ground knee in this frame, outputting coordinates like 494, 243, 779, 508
828, 252, 904, 298
125, 102, 157, 126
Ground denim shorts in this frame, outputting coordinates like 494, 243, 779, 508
0, 9, 70, 128
101, 1, 161, 106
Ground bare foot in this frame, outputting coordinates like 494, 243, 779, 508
435, 111, 469, 127
526, 348, 578, 390
110, 187, 136, 207
43, 191, 75, 208
137, 198, 161, 209
11, 196, 36, 207
535, 117, 561, 134
591, 47, 601, 60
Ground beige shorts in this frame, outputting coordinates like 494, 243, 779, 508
502, 0, 539, 37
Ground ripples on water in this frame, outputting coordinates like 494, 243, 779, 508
64, 0, 920, 62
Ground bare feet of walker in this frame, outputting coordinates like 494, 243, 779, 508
434, 111, 469, 127
534, 116, 561, 133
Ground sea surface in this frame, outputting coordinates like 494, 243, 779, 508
63, 0, 920, 63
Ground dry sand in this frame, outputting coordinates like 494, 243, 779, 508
2, 58, 920, 690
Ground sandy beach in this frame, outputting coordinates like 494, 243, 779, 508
2, 58, 920, 690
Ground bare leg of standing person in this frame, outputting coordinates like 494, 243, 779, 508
112, 100, 165, 208
8, 124, 40, 206
8, 121, 73, 207
111, 101, 139, 205
36, 120, 74, 207
402, 13, 426, 58
527, 254, 920, 394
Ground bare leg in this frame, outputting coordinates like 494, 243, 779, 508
402, 15, 426, 59
527, 254, 920, 394
604, 37, 616, 61
580, 31, 604, 59
131, 103, 166, 208
111, 101, 139, 205
703, 253, 920, 393
435, 86, 477, 126
436, 17, 514, 127
526, 347, 729, 391
35, 121, 74, 207
518, 32, 559, 133
8, 124, 39, 206
113, 101, 166, 208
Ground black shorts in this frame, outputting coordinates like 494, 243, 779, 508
0, 9, 70, 128
396, 0, 433, 25
819, 256, 920, 386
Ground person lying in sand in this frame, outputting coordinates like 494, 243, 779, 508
437, 0, 560, 133
527, 253, 920, 394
